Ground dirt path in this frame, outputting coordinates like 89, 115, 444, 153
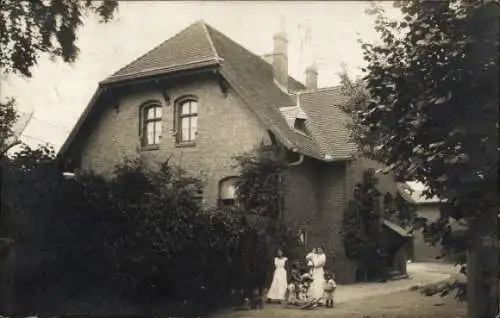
216, 290, 466, 318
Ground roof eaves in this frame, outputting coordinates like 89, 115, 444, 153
300, 86, 342, 94
101, 58, 220, 85
323, 154, 355, 162
57, 87, 105, 161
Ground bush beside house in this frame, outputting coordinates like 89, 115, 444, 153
342, 168, 414, 282
0, 145, 301, 316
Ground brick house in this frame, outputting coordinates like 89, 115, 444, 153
57, 20, 398, 283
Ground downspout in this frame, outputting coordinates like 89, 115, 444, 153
287, 147, 304, 166
288, 152, 304, 166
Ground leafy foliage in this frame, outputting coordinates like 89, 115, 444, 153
341, 169, 383, 279
1, 0, 118, 77
233, 144, 288, 220
1, 144, 301, 314
383, 192, 417, 229
354, 0, 499, 303
338, 65, 372, 152
0, 99, 19, 157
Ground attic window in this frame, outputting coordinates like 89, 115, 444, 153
294, 118, 307, 134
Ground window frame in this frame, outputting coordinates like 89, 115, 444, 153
293, 118, 309, 135
139, 101, 163, 149
298, 229, 307, 246
218, 176, 240, 207
175, 97, 198, 145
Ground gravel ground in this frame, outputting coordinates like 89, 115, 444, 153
216, 290, 467, 318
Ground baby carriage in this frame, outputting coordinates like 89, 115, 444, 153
297, 272, 323, 309
286, 270, 315, 306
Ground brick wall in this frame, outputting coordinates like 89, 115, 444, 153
283, 159, 355, 282
316, 161, 352, 283
346, 156, 398, 199
73, 73, 357, 282
78, 73, 269, 206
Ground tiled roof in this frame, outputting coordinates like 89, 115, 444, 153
298, 87, 357, 160
59, 21, 352, 162
383, 219, 412, 237
204, 24, 322, 159
279, 106, 301, 128
102, 21, 221, 84
397, 181, 444, 205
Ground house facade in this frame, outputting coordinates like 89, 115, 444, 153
397, 181, 445, 262
58, 21, 398, 283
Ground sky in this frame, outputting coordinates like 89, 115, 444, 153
2, 1, 400, 152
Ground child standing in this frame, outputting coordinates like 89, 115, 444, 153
324, 272, 337, 308
267, 249, 288, 303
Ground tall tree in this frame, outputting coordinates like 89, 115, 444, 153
0, 0, 118, 154
355, 1, 498, 317
1, 0, 118, 77
0, 99, 19, 156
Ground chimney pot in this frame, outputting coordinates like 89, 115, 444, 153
305, 65, 318, 90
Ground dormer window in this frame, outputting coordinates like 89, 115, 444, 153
294, 118, 307, 132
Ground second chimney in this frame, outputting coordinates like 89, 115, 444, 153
273, 32, 288, 90
305, 64, 318, 90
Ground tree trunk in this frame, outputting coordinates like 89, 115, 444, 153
467, 210, 499, 318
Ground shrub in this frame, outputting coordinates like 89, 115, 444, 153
2, 147, 301, 315
341, 169, 383, 280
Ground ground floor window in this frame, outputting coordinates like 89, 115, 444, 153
219, 176, 239, 207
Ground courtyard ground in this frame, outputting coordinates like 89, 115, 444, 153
214, 262, 467, 318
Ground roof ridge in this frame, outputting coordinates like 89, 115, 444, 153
205, 24, 260, 63
200, 22, 223, 62
299, 85, 343, 95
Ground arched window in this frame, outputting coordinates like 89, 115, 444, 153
140, 102, 162, 146
176, 98, 198, 143
219, 176, 239, 206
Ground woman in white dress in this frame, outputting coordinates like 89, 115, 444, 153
309, 245, 326, 303
266, 248, 288, 302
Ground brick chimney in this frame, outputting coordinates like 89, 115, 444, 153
305, 64, 318, 90
272, 32, 288, 90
